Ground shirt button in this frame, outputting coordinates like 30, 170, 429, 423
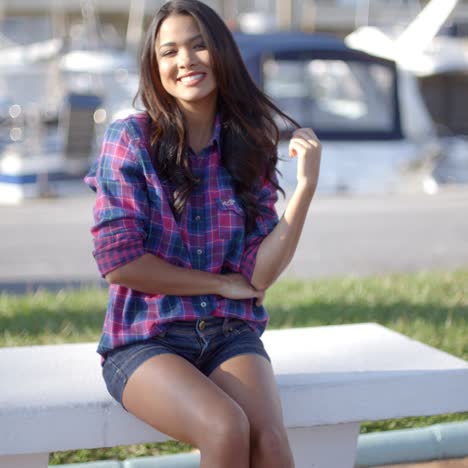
195, 215, 201, 221
196, 249, 203, 255
201, 301, 207, 308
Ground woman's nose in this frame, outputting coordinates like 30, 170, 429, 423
178, 48, 196, 68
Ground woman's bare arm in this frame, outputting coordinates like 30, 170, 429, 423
106, 253, 264, 303
250, 128, 321, 291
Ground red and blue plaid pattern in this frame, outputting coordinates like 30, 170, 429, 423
85, 112, 279, 358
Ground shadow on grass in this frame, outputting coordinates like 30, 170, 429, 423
1, 298, 465, 342
0, 307, 106, 335
0, 279, 106, 295
267, 300, 466, 328
0, 290, 107, 343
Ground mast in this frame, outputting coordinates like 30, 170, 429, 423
395, 0, 460, 54
126, 0, 146, 55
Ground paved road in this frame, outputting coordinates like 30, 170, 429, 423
383, 458, 468, 468
1, 187, 467, 293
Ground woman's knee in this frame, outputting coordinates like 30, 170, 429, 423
198, 402, 250, 452
252, 426, 294, 468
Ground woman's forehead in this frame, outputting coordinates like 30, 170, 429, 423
157, 14, 201, 46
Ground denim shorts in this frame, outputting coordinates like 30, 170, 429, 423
102, 316, 270, 411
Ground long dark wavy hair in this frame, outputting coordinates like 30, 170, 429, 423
135, 0, 299, 232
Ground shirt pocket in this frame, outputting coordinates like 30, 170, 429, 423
215, 197, 245, 240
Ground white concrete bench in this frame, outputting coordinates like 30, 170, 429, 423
1, 322, 468, 468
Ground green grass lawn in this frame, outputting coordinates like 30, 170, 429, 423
1, 269, 467, 465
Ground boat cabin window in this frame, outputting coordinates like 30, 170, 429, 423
263, 58, 397, 138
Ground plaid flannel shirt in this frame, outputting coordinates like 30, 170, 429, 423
85, 112, 279, 359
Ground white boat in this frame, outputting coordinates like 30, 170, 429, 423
345, 0, 468, 188
0, 8, 139, 204
235, 31, 442, 196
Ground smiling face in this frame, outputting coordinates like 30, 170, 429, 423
155, 14, 217, 112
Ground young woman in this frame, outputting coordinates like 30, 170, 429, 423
85, 1, 321, 467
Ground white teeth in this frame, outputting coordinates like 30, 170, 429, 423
180, 74, 204, 83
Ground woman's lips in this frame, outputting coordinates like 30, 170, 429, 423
178, 73, 206, 86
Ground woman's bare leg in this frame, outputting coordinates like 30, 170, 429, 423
122, 353, 250, 468
209, 354, 295, 468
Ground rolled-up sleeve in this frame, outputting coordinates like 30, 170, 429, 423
84, 120, 150, 278
239, 173, 279, 282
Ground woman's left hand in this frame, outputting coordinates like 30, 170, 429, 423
289, 127, 321, 192
255, 289, 266, 307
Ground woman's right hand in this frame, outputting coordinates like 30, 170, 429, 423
219, 273, 265, 306
289, 127, 321, 193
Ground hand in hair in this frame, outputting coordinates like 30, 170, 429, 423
289, 127, 322, 194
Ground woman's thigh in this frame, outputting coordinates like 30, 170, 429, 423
121, 353, 247, 447
208, 353, 286, 435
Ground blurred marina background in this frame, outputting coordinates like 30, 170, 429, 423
0, 0, 467, 202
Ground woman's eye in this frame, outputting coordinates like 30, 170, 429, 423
162, 50, 176, 57
194, 43, 206, 49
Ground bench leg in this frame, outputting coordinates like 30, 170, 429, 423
0, 453, 49, 468
287, 422, 360, 468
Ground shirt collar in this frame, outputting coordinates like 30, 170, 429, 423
188, 112, 222, 159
